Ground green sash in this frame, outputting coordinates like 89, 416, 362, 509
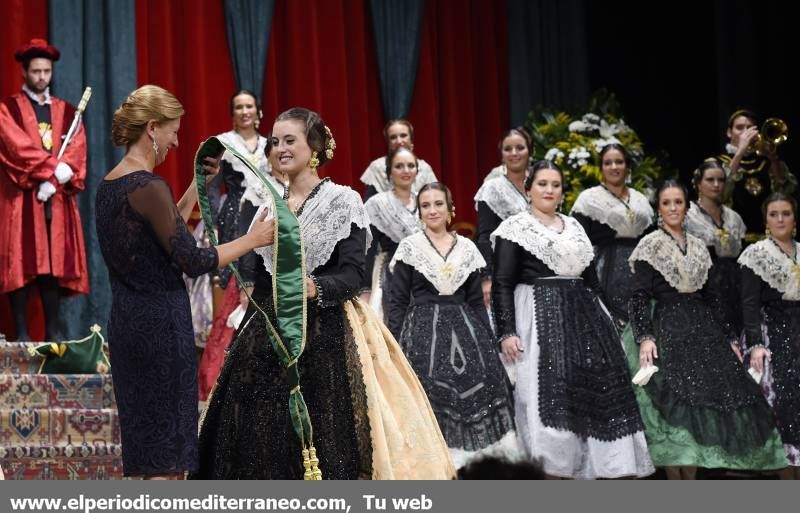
194, 137, 321, 479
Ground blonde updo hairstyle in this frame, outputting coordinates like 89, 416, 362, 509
111, 85, 185, 147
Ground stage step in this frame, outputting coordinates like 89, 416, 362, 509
0, 374, 116, 410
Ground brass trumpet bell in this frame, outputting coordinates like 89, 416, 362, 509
749, 118, 788, 156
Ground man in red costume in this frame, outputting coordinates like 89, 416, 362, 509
0, 38, 89, 341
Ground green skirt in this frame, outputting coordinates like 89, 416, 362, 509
622, 322, 787, 470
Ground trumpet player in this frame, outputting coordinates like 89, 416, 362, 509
719, 109, 794, 242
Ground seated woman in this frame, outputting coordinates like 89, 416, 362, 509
361, 118, 437, 200
387, 182, 516, 467
492, 160, 653, 479
624, 180, 786, 479
193, 108, 454, 480
739, 192, 800, 479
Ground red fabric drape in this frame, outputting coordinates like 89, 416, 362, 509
409, 0, 509, 224
0, 0, 48, 340
262, 0, 387, 188
135, 0, 237, 198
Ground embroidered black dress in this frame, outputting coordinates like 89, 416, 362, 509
474, 175, 529, 281
685, 202, 747, 334
491, 212, 652, 479
95, 171, 219, 476
571, 185, 653, 328
387, 233, 514, 463
739, 239, 800, 465
623, 229, 786, 469
194, 180, 372, 479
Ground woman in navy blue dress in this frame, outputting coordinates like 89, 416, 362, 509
96, 85, 274, 478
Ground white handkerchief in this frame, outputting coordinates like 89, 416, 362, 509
632, 365, 659, 386
226, 304, 246, 329
748, 367, 763, 384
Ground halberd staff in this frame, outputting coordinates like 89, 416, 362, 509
57, 86, 92, 159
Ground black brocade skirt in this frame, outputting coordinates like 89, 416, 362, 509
191, 298, 372, 479
399, 300, 514, 451
761, 301, 800, 446
645, 294, 777, 453
706, 256, 743, 334
595, 239, 638, 327
528, 278, 643, 441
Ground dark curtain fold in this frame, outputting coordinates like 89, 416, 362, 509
48, 0, 137, 338
507, 0, 590, 126
224, 0, 274, 94
369, 0, 425, 119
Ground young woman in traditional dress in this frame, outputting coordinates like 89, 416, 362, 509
624, 180, 786, 479
492, 160, 653, 479
360, 119, 437, 200
474, 128, 532, 307
387, 182, 516, 467
197, 90, 286, 400
193, 108, 454, 480
362, 147, 422, 319
684, 158, 747, 342
571, 143, 653, 329
739, 192, 800, 479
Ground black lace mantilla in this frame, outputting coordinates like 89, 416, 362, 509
533, 279, 644, 441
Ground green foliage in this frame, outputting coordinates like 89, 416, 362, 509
524, 89, 674, 211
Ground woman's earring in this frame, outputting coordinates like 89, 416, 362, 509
765, 227, 771, 238
657, 213, 663, 227
151, 134, 159, 156
309, 151, 319, 171
793, 227, 797, 238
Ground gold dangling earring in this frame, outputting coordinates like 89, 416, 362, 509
309, 151, 319, 175
765, 226, 771, 238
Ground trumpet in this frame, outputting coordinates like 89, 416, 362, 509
748, 118, 788, 157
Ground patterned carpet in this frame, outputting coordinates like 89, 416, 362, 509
0, 334, 124, 479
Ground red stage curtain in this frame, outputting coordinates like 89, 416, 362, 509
0, 0, 48, 340
135, 0, 238, 198
261, 0, 387, 188
409, 0, 510, 224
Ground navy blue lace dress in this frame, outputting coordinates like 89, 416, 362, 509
95, 171, 219, 476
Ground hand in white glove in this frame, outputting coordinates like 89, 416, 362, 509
54, 162, 74, 184
37, 181, 57, 202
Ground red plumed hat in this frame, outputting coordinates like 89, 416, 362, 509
14, 38, 60, 63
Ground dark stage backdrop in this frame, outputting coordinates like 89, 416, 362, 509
0, 0, 795, 337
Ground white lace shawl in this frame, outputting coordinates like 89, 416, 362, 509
253, 181, 371, 275
738, 239, 800, 301
570, 185, 653, 238
359, 156, 437, 194
483, 164, 505, 183
389, 232, 486, 295
216, 130, 285, 207
363, 191, 421, 243
684, 202, 746, 257
473, 176, 529, 220
490, 212, 594, 277
628, 230, 711, 293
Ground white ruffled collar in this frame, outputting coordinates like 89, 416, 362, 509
570, 185, 653, 238
390, 232, 485, 295
253, 180, 371, 274
473, 175, 529, 220
490, 212, 594, 276
738, 239, 800, 301
629, 229, 711, 293
364, 191, 421, 243
684, 202, 746, 257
